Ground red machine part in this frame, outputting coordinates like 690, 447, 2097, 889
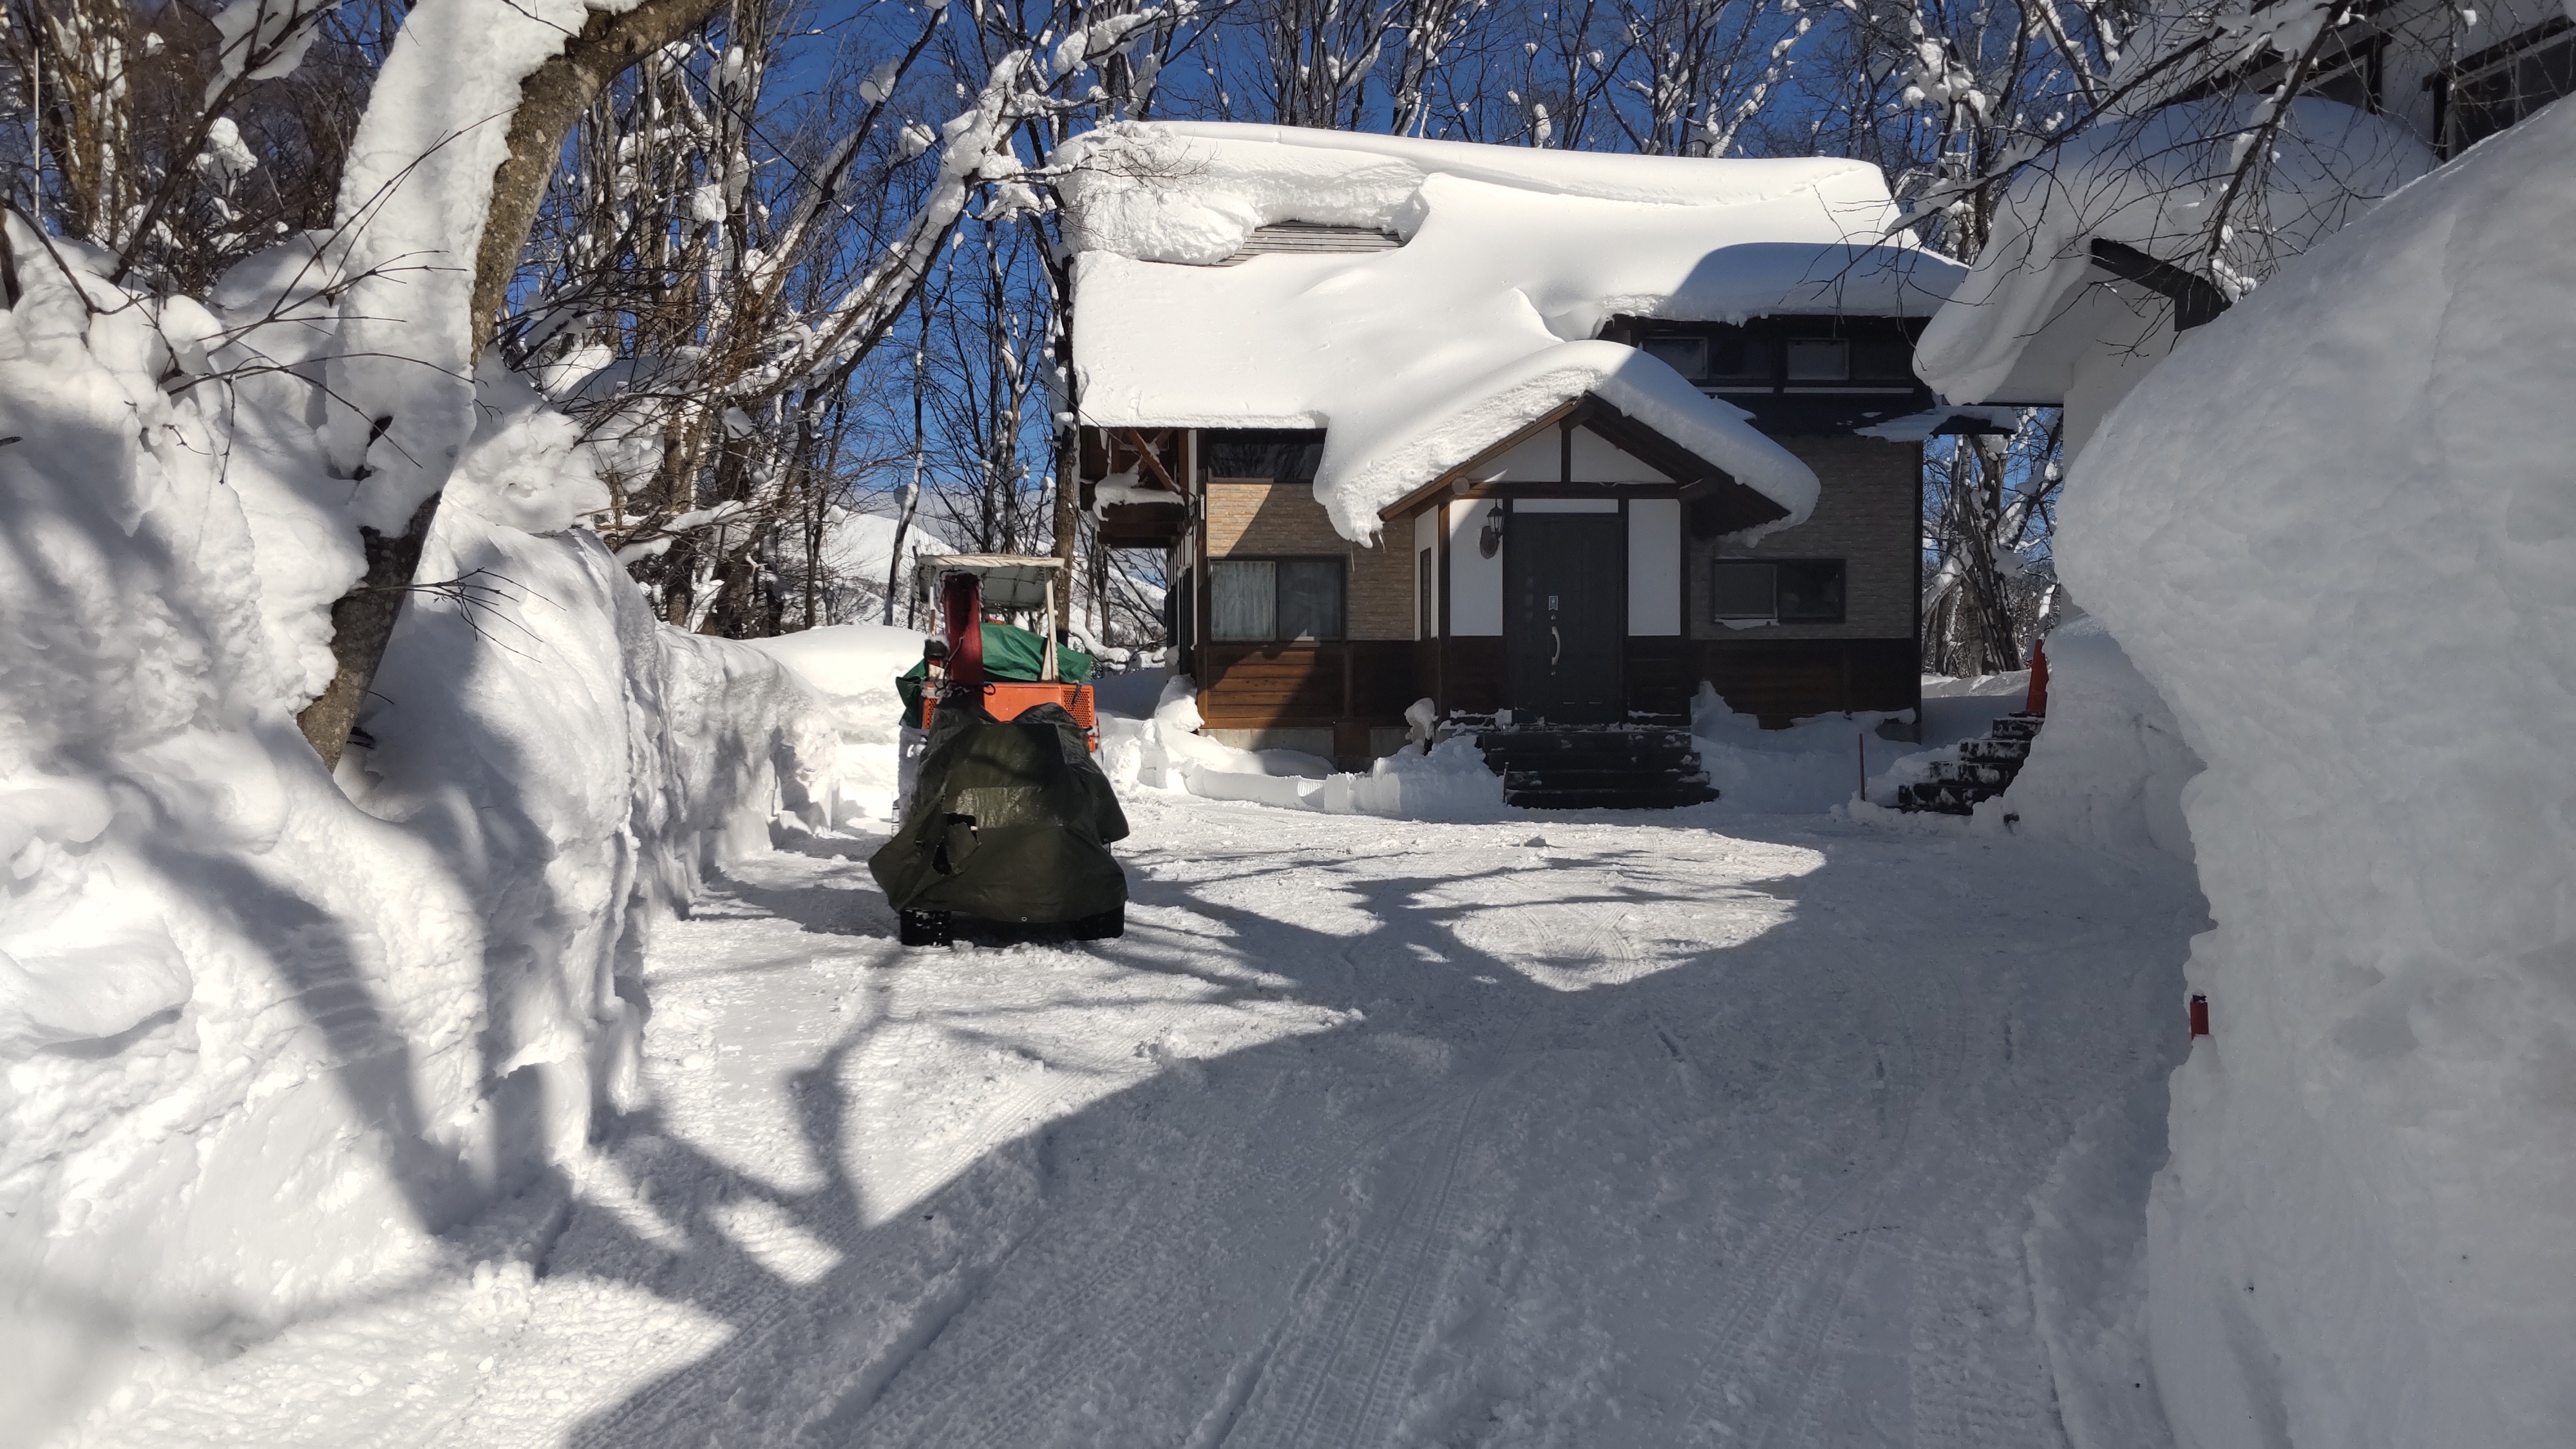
2027, 638, 2050, 717
940, 571, 984, 694
922, 569, 1098, 751
2190, 994, 2210, 1037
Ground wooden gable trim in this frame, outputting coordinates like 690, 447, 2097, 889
1374, 399, 1583, 522
1375, 392, 1792, 536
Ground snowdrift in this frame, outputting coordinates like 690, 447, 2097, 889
2061, 104, 2576, 1448
750, 623, 923, 824
1994, 617, 2201, 862
0, 224, 838, 1441
1098, 681, 1510, 821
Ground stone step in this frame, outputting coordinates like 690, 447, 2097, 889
1477, 725, 1715, 810
1508, 782, 1720, 811
1927, 759, 2018, 788
1505, 768, 1711, 793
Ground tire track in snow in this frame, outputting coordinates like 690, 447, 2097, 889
1756, 945, 1994, 1449
564, 931, 1227, 1449
828, 1068, 1487, 1447
1216, 1089, 1484, 1449
1676, 943, 1975, 1448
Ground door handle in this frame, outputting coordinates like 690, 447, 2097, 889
1550, 625, 1562, 667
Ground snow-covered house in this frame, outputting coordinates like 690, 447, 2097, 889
1913, 0, 2570, 451
1057, 124, 1964, 766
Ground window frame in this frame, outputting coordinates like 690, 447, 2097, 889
1709, 556, 1848, 626
1630, 319, 1927, 395
1209, 554, 1348, 643
2438, 18, 2575, 157
1198, 428, 1327, 485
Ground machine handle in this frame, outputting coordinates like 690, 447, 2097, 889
1549, 626, 1561, 667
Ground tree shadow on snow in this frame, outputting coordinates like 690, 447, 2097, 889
499, 810, 2202, 1449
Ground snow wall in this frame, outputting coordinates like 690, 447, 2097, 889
0, 231, 837, 1442
1992, 616, 2201, 863
2060, 104, 2576, 1447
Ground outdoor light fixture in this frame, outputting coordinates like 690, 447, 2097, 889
1479, 500, 1504, 558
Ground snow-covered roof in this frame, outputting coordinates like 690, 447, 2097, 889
1913, 97, 2434, 406
1057, 123, 1965, 540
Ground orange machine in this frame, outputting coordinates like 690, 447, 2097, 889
923, 680, 1098, 750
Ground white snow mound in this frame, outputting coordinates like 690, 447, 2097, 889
0, 217, 844, 1439
2060, 100, 2576, 1449
1994, 616, 2200, 862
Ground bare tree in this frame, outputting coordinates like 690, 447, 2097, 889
1920, 413, 2060, 676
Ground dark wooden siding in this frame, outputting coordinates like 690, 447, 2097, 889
1198, 641, 1417, 729
1692, 639, 1918, 727
1197, 638, 1914, 737
1437, 638, 1507, 715
1624, 638, 1695, 719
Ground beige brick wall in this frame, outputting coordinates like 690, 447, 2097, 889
1688, 434, 1917, 642
1206, 482, 1412, 640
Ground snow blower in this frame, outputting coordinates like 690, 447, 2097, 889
870, 560, 1128, 947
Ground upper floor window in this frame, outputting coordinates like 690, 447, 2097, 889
1635, 321, 1920, 392
1202, 429, 1325, 484
2443, 19, 2575, 156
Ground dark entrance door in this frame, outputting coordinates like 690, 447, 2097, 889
1506, 507, 1625, 724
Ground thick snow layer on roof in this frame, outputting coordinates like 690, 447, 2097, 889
1060, 124, 1960, 539
1330, 341, 1819, 531
1914, 97, 2433, 405
2058, 99, 2576, 1448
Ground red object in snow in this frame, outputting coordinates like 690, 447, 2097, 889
2190, 994, 2210, 1037
2027, 638, 2050, 717
940, 571, 985, 695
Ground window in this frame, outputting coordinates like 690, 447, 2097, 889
1642, 336, 1707, 379
1710, 558, 1845, 624
1211, 558, 1345, 641
2445, 21, 2575, 155
1202, 429, 1325, 483
1785, 337, 1850, 383
1774, 560, 1845, 623
1710, 562, 1776, 620
1851, 334, 1917, 384
1704, 327, 1770, 386
2309, 35, 2382, 113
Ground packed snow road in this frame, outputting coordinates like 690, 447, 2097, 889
85, 796, 2201, 1449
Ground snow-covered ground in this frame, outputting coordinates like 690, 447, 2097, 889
63, 792, 2203, 1449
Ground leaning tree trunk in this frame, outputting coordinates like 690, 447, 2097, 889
295, 0, 732, 770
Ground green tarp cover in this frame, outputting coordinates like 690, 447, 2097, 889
869, 699, 1129, 923
895, 623, 1095, 726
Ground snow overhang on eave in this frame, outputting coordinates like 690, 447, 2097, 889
1374, 390, 1794, 538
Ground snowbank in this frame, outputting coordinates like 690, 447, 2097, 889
0, 223, 837, 1441
1993, 617, 2199, 862
749, 623, 925, 824
1059, 122, 1959, 538
1097, 683, 1510, 821
1690, 686, 1906, 815
2059, 102, 2576, 1448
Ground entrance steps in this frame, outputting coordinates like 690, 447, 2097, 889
1896, 712, 2042, 815
1470, 724, 1718, 811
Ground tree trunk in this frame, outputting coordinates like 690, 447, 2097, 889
294, 0, 731, 769
1052, 422, 1080, 637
